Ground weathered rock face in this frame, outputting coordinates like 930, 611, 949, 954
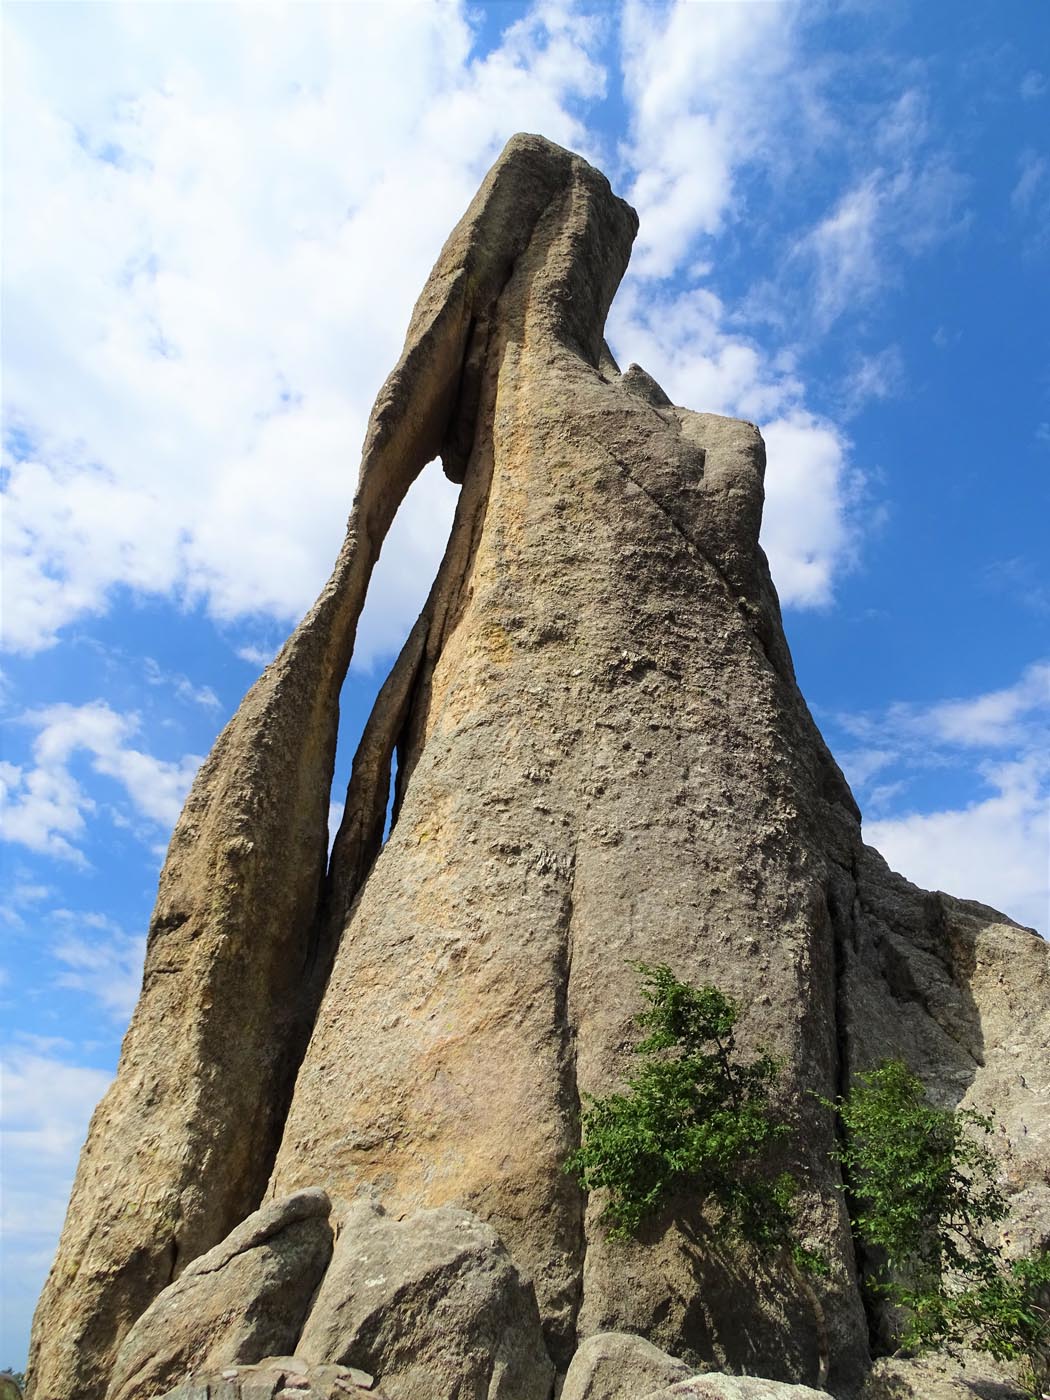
29, 134, 1049, 1400
157, 1357, 381, 1400
106, 1191, 334, 1400
297, 1201, 553, 1400
560, 1333, 695, 1400
647, 1380, 834, 1400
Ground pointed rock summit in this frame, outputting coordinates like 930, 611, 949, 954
28, 135, 1048, 1400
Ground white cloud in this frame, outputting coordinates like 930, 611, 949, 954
760, 411, 860, 608
833, 662, 1050, 935
797, 147, 968, 330
51, 912, 146, 1023
236, 644, 274, 667
804, 177, 883, 327
0, 1049, 113, 1363
144, 658, 220, 710
1, 701, 201, 861
866, 756, 1049, 936
839, 345, 905, 416
844, 661, 1050, 752
920, 662, 1050, 748
1020, 70, 1047, 101
619, 0, 802, 279
1011, 149, 1050, 244
1, 1, 606, 663
608, 286, 861, 610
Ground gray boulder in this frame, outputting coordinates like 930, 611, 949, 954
562, 1334, 695, 1400
644, 1379, 830, 1400
106, 1191, 333, 1400
157, 1355, 381, 1400
295, 1200, 553, 1400
858, 1353, 1027, 1398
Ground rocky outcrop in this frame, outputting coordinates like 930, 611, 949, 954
561, 1333, 695, 1400
646, 1381, 832, 1400
106, 1191, 333, 1400
158, 1357, 381, 1400
297, 1201, 553, 1400
28, 134, 1049, 1400
858, 1353, 1026, 1399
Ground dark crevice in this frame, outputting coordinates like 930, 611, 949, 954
831, 846, 886, 1359
551, 837, 585, 1368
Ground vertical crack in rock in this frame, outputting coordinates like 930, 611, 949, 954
553, 837, 586, 1366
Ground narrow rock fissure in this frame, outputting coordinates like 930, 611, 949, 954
833, 847, 882, 1356
554, 838, 586, 1362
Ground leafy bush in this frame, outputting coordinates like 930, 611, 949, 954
828, 1058, 1050, 1397
564, 963, 808, 1264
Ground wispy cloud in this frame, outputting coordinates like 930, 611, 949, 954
799, 157, 969, 330
51, 911, 146, 1022
832, 662, 1050, 933
143, 658, 220, 710
838, 345, 906, 417
1, 1, 605, 663
1, 701, 201, 861
0, 1049, 113, 1364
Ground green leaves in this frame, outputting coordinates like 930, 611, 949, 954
564, 963, 803, 1259
827, 1058, 1049, 1398
827, 1059, 1005, 1296
565, 968, 1049, 1397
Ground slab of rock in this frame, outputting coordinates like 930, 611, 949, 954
858, 1354, 1026, 1399
106, 1191, 333, 1400
157, 1356, 383, 1400
644, 1379, 830, 1400
295, 1200, 553, 1400
562, 1333, 695, 1400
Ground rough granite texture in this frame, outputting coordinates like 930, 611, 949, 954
296, 1201, 553, 1400
29, 134, 1049, 1400
105, 1191, 333, 1400
561, 1333, 696, 1400
157, 1356, 383, 1400
643, 1380, 831, 1400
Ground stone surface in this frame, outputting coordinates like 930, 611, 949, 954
644, 1380, 830, 1400
268, 135, 868, 1390
858, 1354, 1026, 1399
27, 132, 600, 1400
561, 1332, 695, 1400
296, 1200, 553, 1400
157, 1357, 385, 1400
28, 133, 1050, 1400
106, 1191, 333, 1400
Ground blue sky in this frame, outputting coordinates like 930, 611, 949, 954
2, 0, 1048, 1369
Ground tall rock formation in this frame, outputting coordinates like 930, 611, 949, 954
28, 135, 1048, 1400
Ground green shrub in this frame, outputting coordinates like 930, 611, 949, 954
564, 963, 808, 1264
828, 1058, 1050, 1397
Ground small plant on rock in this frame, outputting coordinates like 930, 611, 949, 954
827, 1058, 1050, 1399
564, 963, 812, 1265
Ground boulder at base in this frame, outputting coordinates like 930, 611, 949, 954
107, 1190, 333, 1400
644, 1378, 831, 1400
296, 1201, 554, 1400
562, 1333, 696, 1400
